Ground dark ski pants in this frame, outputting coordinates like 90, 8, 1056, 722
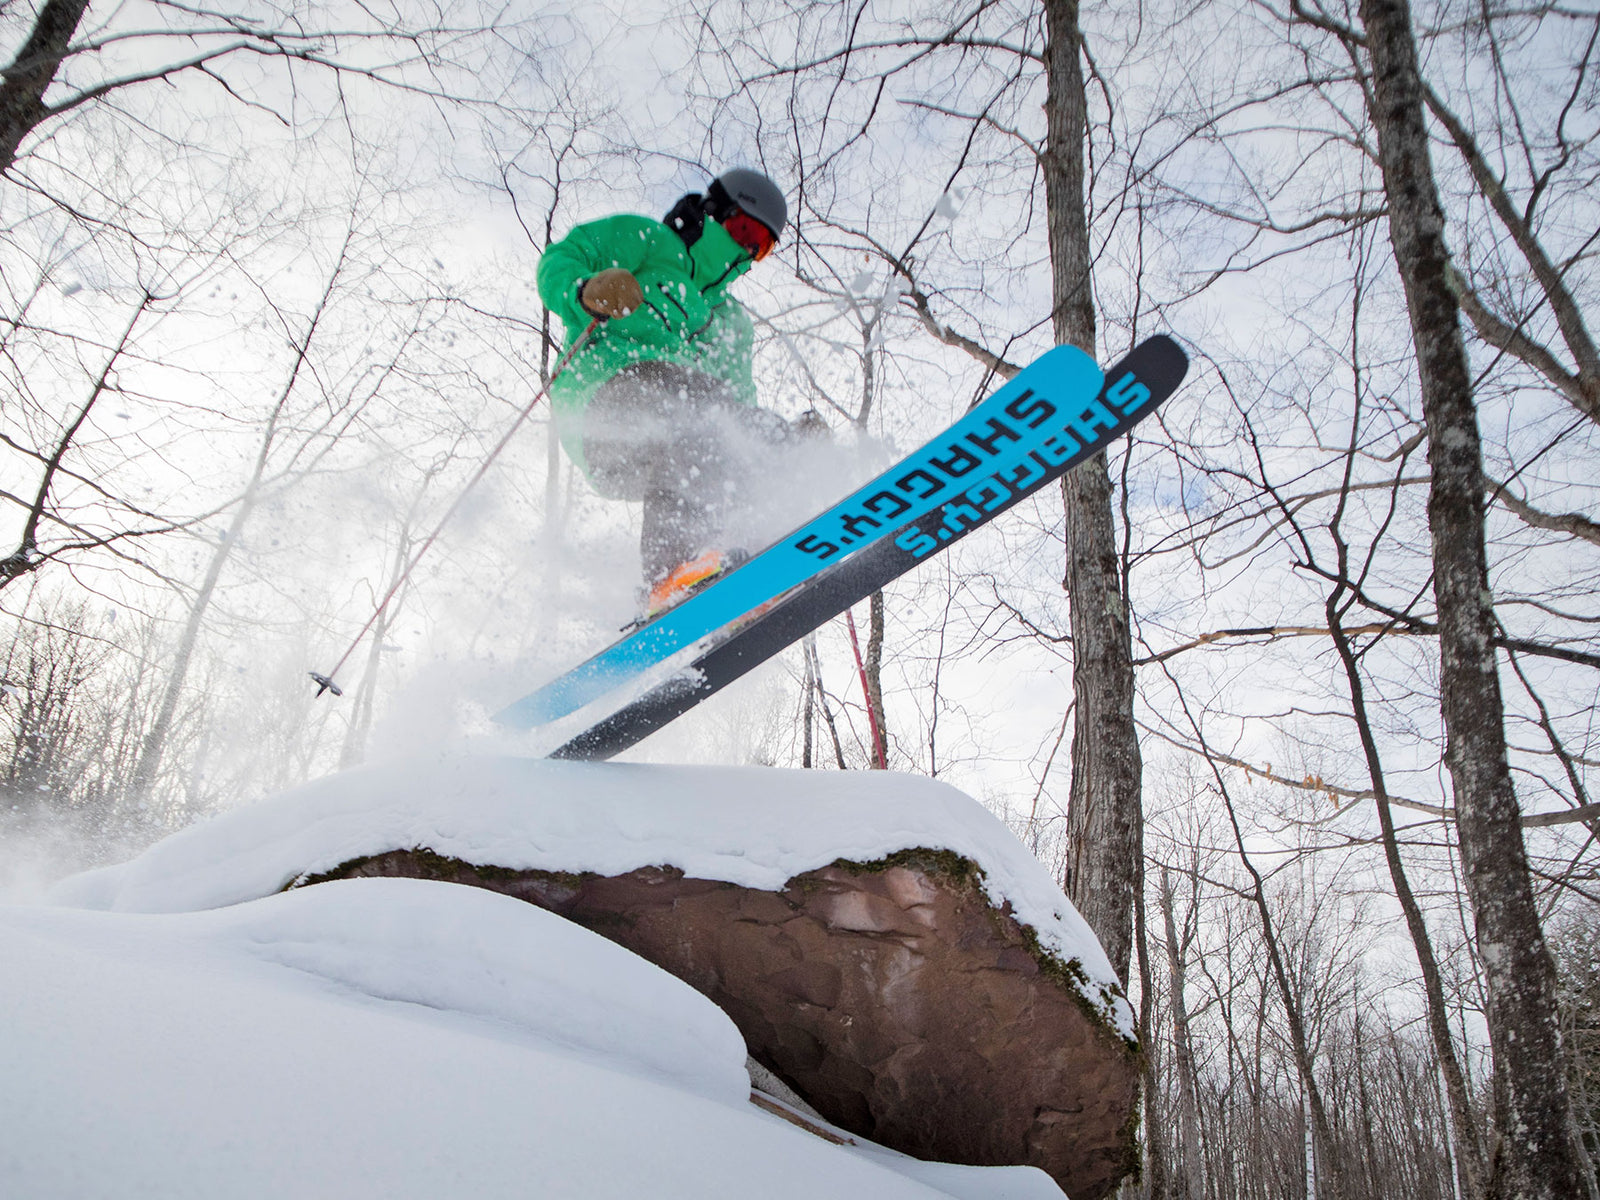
583, 362, 788, 583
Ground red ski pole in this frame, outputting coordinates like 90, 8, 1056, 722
310, 318, 601, 698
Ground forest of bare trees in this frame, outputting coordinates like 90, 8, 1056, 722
4, 0, 1598, 1197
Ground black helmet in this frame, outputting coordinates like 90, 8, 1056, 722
708, 168, 787, 239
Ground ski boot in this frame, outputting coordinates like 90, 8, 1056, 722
627, 548, 749, 629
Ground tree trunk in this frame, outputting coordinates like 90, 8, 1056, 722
802, 633, 817, 769
337, 602, 389, 772
339, 528, 413, 772
1358, 0, 1589, 1195
1161, 868, 1205, 1200
806, 637, 848, 770
538, 312, 566, 641
1186, 695, 1349, 1200
865, 589, 886, 767
1328, 604, 1487, 1199
127, 429, 273, 804
1043, 0, 1143, 985
1135, 880, 1170, 1200
0, 0, 90, 174
127, 257, 337, 803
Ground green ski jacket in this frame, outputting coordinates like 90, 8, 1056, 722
537, 212, 758, 479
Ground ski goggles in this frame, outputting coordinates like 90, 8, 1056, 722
721, 209, 778, 262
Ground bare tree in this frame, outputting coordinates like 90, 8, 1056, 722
1354, 0, 1590, 1193
1041, 0, 1144, 986
0, 290, 164, 590
1158, 862, 1206, 1200
125, 204, 426, 802
0, 0, 537, 178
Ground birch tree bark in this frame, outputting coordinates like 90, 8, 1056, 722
1358, 0, 1590, 1194
1043, 0, 1143, 985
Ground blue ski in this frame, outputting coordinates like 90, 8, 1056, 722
495, 343, 1117, 730
548, 335, 1189, 761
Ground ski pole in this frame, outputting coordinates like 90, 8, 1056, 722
310, 318, 601, 698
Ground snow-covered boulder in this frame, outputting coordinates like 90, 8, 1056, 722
50, 756, 1140, 1198
6, 874, 1066, 1198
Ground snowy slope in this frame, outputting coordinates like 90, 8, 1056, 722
48, 755, 1130, 1035
9, 757, 1131, 1198
1, 874, 1065, 1199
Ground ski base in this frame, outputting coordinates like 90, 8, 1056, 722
545, 335, 1190, 761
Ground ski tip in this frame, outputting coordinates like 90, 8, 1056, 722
1131, 333, 1190, 382
1032, 341, 1106, 382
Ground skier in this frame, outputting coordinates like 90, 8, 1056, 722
537, 167, 815, 617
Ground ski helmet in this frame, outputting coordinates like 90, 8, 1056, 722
707, 168, 787, 239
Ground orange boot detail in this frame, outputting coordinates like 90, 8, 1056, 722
645, 550, 732, 617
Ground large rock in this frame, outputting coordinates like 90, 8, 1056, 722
306, 847, 1140, 1200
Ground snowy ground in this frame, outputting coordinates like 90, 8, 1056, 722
4, 757, 1120, 1199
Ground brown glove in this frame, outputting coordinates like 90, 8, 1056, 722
579, 268, 644, 319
